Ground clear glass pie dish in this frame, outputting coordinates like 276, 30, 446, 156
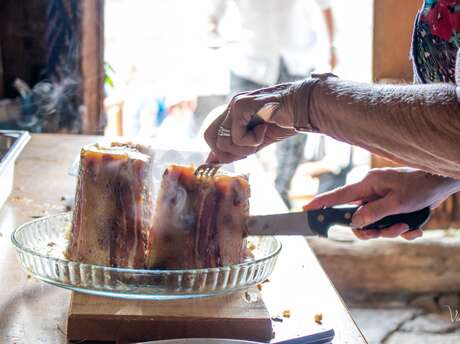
11, 213, 281, 300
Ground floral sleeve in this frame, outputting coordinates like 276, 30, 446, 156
456, 48, 460, 100
412, 0, 460, 84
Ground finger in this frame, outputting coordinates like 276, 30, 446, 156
232, 110, 268, 147
303, 181, 373, 211
208, 151, 245, 163
206, 152, 219, 163
205, 148, 244, 163
246, 82, 291, 95
376, 223, 410, 238
352, 228, 380, 240
230, 96, 263, 147
252, 122, 269, 145
204, 112, 224, 151
214, 113, 260, 158
214, 100, 266, 150
204, 113, 242, 163
401, 228, 423, 240
351, 195, 400, 228
231, 95, 280, 147
253, 132, 284, 154
216, 136, 258, 157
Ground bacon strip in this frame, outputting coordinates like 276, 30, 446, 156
66, 143, 154, 268
147, 165, 250, 269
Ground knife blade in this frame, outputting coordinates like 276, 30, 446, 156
246, 205, 431, 237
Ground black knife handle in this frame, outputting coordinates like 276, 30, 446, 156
307, 206, 431, 237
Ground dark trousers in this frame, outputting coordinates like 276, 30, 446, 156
229, 59, 309, 209
318, 171, 348, 194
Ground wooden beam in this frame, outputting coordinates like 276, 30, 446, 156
309, 232, 460, 296
0, 41, 4, 98
81, 0, 105, 134
372, 0, 423, 82
0, 0, 47, 98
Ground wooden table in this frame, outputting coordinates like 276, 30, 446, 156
0, 134, 367, 343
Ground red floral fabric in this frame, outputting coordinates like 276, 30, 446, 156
421, 0, 460, 41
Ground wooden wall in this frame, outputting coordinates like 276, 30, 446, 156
0, 0, 105, 134
372, 0, 423, 82
0, 41, 4, 97
81, 0, 105, 135
0, 0, 48, 98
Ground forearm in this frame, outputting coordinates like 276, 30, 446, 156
322, 8, 335, 47
209, 0, 226, 33
301, 161, 332, 178
433, 173, 460, 197
308, 78, 460, 178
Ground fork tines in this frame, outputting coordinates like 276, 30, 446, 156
194, 163, 222, 178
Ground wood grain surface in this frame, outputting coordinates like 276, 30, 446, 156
0, 134, 366, 343
68, 289, 272, 342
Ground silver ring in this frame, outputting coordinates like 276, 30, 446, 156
217, 126, 231, 137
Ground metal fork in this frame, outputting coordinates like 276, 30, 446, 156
194, 163, 222, 177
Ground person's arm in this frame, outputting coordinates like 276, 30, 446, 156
321, 7, 337, 69
314, 0, 336, 69
307, 77, 460, 179
300, 161, 331, 178
209, 0, 227, 34
301, 137, 351, 177
204, 75, 460, 180
202, 69, 460, 239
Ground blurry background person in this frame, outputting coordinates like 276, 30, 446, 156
298, 134, 353, 194
209, 0, 337, 208
156, 91, 197, 145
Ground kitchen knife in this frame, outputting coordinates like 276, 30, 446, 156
246, 206, 431, 237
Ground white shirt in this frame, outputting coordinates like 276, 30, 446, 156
156, 110, 195, 144
304, 134, 352, 175
211, 0, 331, 85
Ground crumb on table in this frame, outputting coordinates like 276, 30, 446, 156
282, 309, 291, 318
248, 243, 257, 251
314, 313, 323, 324
243, 291, 259, 303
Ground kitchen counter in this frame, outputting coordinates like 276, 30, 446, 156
0, 134, 367, 343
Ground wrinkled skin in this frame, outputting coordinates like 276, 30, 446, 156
304, 168, 460, 240
203, 74, 460, 241
204, 83, 300, 163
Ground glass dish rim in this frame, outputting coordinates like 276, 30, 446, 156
11, 212, 282, 275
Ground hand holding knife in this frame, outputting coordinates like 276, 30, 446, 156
246, 206, 431, 237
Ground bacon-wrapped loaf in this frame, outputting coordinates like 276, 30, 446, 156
66, 142, 154, 268
147, 165, 250, 269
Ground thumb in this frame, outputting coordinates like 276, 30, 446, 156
352, 195, 400, 228
251, 123, 268, 146
206, 151, 220, 163
303, 180, 373, 211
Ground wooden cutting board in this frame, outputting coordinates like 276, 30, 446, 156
67, 287, 272, 343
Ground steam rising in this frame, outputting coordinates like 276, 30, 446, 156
14, 77, 82, 133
